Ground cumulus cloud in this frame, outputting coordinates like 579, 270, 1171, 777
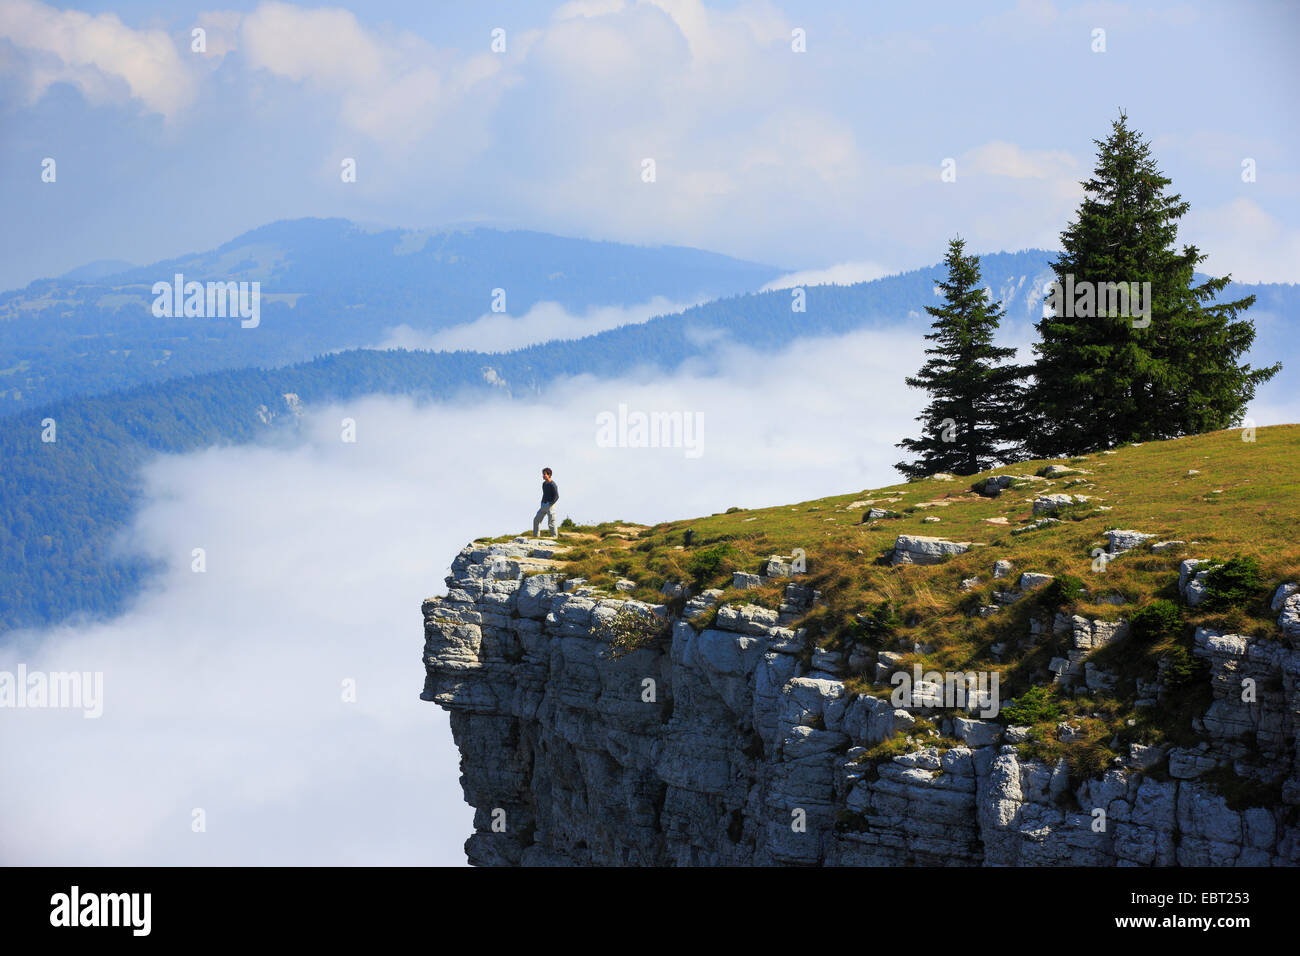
963, 141, 1079, 181
1185, 197, 1300, 285
234, 1, 503, 147
372, 296, 692, 353
554, 0, 628, 20
0, 0, 194, 116
0, 326, 931, 865
239, 3, 387, 88
193, 11, 241, 61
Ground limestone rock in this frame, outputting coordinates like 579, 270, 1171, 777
1033, 494, 1075, 515
765, 555, 802, 578
954, 717, 1002, 747
1272, 583, 1300, 613
975, 473, 1045, 498
1105, 529, 1155, 555
1128, 743, 1166, 771
1039, 464, 1085, 478
1274, 584, 1300, 639
1169, 748, 1217, 780
422, 538, 1300, 867
1018, 572, 1054, 590
683, 589, 723, 618
1057, 722, 1085, 743
874, 650, 904, 683
1179, 559, 1210, 607
891, 534, 975, 566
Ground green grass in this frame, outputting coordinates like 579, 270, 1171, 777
531, 426, 1300, 792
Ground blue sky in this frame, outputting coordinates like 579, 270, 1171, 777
2, 0, 1298, 290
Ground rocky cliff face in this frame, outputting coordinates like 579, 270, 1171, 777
421, 538, 1300, 866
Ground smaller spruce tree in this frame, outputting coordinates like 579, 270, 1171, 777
895, 238, 1026, 479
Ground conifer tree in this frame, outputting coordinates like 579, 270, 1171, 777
1024, 111, 1279, 456
895, 238, 1026, 479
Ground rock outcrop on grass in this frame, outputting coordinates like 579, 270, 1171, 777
1105, 529, 1156, 554
1179, 559, 1210, 607
890, 534, 976, 566
973, 474, 1045, 498
1274, 584, 1300, 638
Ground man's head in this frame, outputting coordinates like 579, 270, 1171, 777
542, 468, 552, 479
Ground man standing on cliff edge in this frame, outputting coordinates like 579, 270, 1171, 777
533, 467, 559, 538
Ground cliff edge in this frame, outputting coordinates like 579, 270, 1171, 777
422, 428, 1300, 866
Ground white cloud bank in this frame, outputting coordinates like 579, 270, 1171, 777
0, 325, 930, 866
373, 296, 692, 353
762, 262, 894, 291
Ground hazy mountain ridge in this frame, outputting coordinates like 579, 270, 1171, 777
6, 219, 1294, 417
0, 218, 780, 412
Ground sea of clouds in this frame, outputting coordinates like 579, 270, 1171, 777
0, 326, 932, 865
372, 296, 695, 353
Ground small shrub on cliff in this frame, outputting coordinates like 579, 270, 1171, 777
596, 605, 670, 658
686, 542, 740, 587
1129, 599, 1184, 646
1201, 765, 1285, 812
835, 810, 870, 833
1200, 556, 1265, 611
1159, 644, 1206, 688
1000, 685, 1061, 725
1037, 574, 1087, 610
851, 601, 901, 643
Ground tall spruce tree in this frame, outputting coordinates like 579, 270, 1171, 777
1024, 111, 1279, 456
895, 238, 1026, 479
